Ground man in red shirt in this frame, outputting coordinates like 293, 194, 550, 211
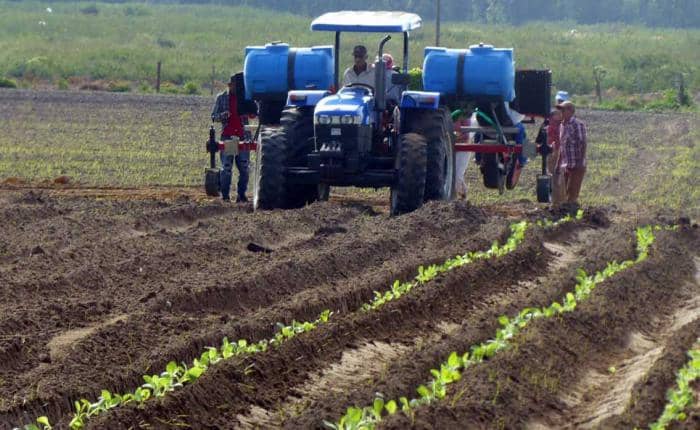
211, 75, 249, 202
557, 101, 587, 208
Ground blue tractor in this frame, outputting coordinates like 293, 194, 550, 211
246, 11, 456, 215
241, 11, 550, 214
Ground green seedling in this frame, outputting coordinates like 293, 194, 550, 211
649, 346, 700, 430
329, 224, 661, 430
22, 214, 585, 430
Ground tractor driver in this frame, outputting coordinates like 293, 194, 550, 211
342, 45, 376, 89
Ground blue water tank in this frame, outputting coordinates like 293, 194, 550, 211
244, 43, 334, 101
423, 44, 515, 102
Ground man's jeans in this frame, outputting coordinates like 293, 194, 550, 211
219, 150, 249, 200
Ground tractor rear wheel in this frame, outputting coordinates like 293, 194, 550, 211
390, 133, 427, 216
403, 108, 455, 202
481, 153, 505, 193
254, 107, 318, 210
258, 100, 286, 125
318, 184, 331, 201
255, 128, 286, 210
279, 107, 319, 208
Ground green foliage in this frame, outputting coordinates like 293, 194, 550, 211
183, 81, 199, 95
20, 308, 333, 429
362, 220, 529, 313
594, 89, 696, 112
0, 76, 17, 88
329, 223, 665, 430
79, 5, 99, 15
115, 0, 700, 28
407, 68, 423, 91
160, 82, 182, 95
56, 78, 69, 90
16, 416, 52, 430
123, 5, 151, 17
0, 2, 698, 94
649, 346, 700, 429
156, 37, 176, 49
18, 214, 582, 430
107, 81, 130, 93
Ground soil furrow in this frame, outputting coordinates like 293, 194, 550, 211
279, 222, 626, 429
380, 227, 699, 430
593, 257, 700, 430
89, 220, 604, 429
0, 201, 495, 427
0, 196, 371, 412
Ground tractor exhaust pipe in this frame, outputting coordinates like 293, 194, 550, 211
374, 34, 391, 112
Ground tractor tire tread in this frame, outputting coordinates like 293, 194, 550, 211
391, 133, 427, 215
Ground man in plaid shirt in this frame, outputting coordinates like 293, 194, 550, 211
557, 101, 587, 207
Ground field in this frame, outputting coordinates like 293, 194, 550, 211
2, 1, 700, 97
0, 89, 698, 430
1, 89, 698, 214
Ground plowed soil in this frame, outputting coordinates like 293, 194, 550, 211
0, 187, 513, 428
0, 185, 698, 430
0, 90, 698, 430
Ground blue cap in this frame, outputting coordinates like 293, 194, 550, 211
556, 91, 570, 102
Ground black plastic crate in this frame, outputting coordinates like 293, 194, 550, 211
511, 69, 552, 118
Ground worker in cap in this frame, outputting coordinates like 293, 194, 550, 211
343, 45, 376, 88
555, 90, 570, 105
210, 74, 252, 202
555, 100, 587, 211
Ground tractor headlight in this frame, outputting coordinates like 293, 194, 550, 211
316, 115, 331, 125
340, 114, 363, 125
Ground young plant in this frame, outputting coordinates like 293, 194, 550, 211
21, 214, 585, 430
649, 345, 700, 430
329, 224, 660, 430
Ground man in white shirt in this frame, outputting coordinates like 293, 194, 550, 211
342, 45, 376, 88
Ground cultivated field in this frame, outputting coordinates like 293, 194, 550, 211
0, 90, 698, 429
2, 1, 700, 96
1, 89, 698, 215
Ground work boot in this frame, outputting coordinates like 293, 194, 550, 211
236, 195, 248, 203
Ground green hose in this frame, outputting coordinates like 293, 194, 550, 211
475, 108, 506, 144
450, 109, 464, 121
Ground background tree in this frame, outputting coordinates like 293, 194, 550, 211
593, 65, 608, 104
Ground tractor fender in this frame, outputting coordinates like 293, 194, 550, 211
399, 91, 441, 110
286, 90, 331, 108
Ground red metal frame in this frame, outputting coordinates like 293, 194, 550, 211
217, 141, 258, 152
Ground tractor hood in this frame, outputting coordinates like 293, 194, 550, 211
314, 89, 373, 125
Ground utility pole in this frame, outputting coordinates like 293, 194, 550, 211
435, 0, 441, 46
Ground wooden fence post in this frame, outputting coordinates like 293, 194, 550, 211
677, 73, 688, 106
435, 0, 441, 46
156, 61, 161, 93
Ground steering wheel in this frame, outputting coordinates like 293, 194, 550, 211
342, 83, 374, 94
